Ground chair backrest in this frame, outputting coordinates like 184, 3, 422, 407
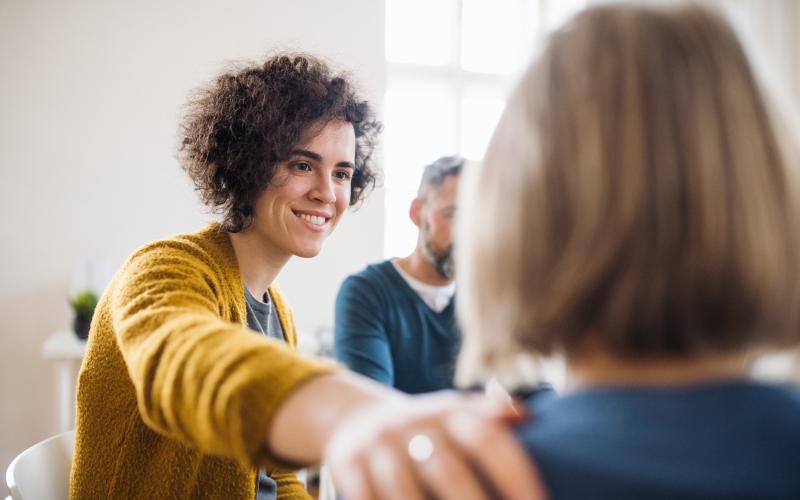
5, 430, 75, 500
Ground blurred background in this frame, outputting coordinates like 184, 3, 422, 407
1, 0, 798, 480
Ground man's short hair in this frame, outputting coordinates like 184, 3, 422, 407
418, 156, 464, 200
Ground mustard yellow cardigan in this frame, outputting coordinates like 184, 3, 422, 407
70, 222, 337, 499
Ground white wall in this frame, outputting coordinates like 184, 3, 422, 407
0, 0, 385, 473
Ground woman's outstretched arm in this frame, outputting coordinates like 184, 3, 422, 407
268, 371, 547, 500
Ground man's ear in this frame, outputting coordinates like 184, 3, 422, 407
409, 197, 423, 228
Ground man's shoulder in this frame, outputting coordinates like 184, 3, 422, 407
337, 260, 408, 306
344, 260, 399, 285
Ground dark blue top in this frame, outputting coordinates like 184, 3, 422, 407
333, 260, 460, 393
517, 380, 800, 499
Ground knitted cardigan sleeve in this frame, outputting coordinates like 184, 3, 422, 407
109, 236, 336, 468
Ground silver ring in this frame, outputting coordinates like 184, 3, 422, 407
407, 433, 434, 462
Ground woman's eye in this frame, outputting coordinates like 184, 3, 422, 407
334, 170, 352, 181
291, 162, 312, 172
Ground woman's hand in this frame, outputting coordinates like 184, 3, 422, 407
267, 372, 545, 499
324, 391, 546, 500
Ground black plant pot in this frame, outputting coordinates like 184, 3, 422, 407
73, 314, 92, 340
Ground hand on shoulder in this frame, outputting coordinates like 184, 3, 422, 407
325, 390, 547, 500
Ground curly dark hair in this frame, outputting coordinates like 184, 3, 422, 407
178, 52, 382, 232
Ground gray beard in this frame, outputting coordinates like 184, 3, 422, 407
423, 241, 454, 280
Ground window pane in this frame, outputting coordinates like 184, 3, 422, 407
461, 0, 524, 74
384, 80, 458, 190
384, 80, 457, 259
460, 87, 506, 160
544, 0, 586, 32
384, 189, 418, 259
386, 0, 457, 66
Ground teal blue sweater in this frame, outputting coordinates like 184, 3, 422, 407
518, 380, 800, 499
333, 260, 460, 393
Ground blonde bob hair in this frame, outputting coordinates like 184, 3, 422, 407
456, 3, 800, 385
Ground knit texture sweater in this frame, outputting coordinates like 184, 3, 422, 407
333, 260, 460, 394
69, 222, 336, 499
517, 380, 800, 499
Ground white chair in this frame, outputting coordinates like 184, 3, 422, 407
317, 464, 338, 500
5, 430, 74, 500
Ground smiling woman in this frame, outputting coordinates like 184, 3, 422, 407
69, 51, 544, 500
179, 54, 379, 234
242, 120, 357, 264
69, 53, 382, 500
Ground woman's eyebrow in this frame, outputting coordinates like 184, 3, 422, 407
290, 149, 322, 161
291, 148, 354, 169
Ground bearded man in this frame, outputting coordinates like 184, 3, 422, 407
334, 156, 462, 393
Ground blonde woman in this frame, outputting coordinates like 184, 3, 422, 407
458, 3, 800, 499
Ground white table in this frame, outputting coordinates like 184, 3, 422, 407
42, 331, 87, 432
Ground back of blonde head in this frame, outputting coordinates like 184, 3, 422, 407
456, 3, 800, 386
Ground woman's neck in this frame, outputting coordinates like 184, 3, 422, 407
565, 348, 749, 392
228, 230, 290, 299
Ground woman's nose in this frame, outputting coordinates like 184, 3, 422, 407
310, 174, 336, 204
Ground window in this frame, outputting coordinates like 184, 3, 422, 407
383, 0, 586, 258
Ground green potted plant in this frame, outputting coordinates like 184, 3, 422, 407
70, 289, 98, 340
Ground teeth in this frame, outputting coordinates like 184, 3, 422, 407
298, 213, 326, 226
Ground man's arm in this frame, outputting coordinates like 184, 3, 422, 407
333, 274, 395, 385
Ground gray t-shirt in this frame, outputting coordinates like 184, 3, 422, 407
245, 287, 284, 342
244, 288, 285, 500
